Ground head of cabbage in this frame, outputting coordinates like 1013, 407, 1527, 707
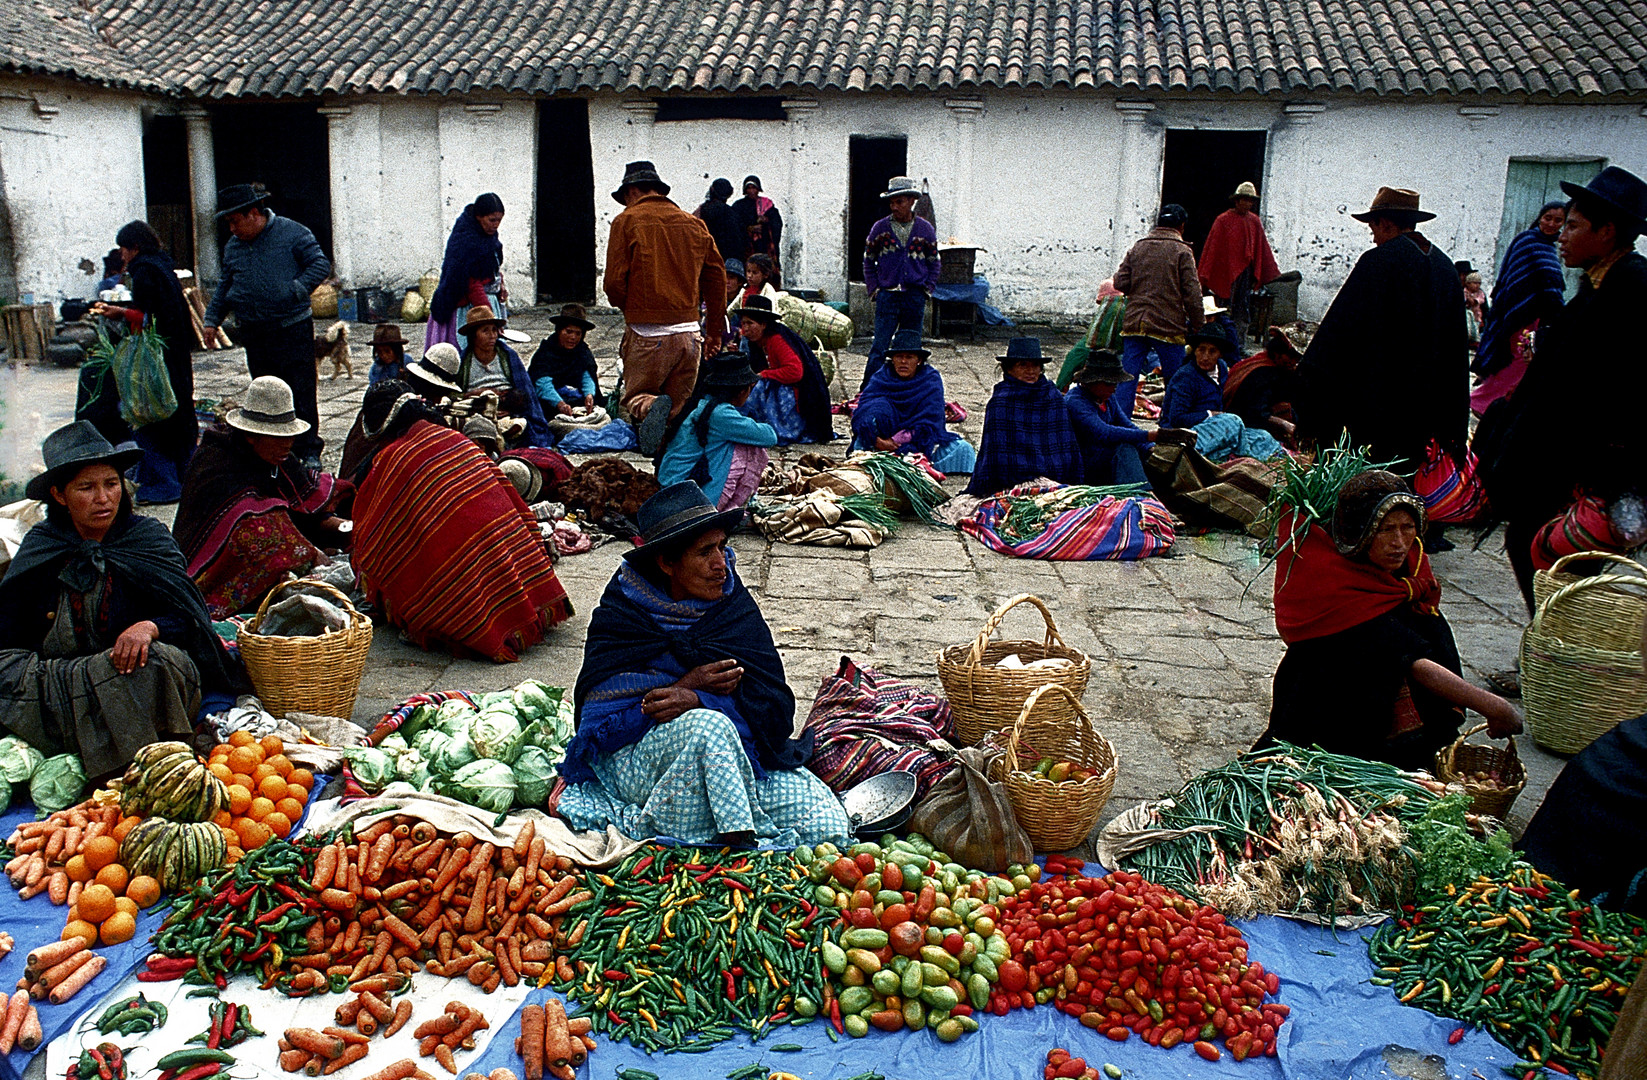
345, 747, 397, 793
470, 709, 523, 763
438, 759, 517, 814
511, 745, 555, 808
0, 736, 43, 785
418, 729, 476, 779
30, 754, 86, 814
430, 700, 478, 738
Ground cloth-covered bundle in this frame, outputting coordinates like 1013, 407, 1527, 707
758, 451, 946, 521
546, 406, 611, 435
1412, 439, 1489, 525
1530, 494, 1634, 572
551, 458, 659, 521
804, 656, 958, 801
748, 490, 889, 547
1145, 443, 1284, 536
961, 480, 1176, 560
1191, 412, 1286, 464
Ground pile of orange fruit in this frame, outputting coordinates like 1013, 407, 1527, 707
61, 832, 159, 947
204, 733, 315, 858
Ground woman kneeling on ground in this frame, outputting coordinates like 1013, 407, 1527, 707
0, 423, 244, 775
851, 329, 976, 474
351, 381, 571, 662
734, 296, 833, 445
1258, 470, 1521, 768
554, 482, 850, 846
658, 353, 777, 510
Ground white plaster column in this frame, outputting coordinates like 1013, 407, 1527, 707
782, 98, 819, 287
181, 106, 220, 287
1111, 100, 1156, 264
1279, 103, 1326, 270
1457, 106, 1501, 262
621, 100, 658, 160
945, 97, 985, 244
317, 104, 353, 285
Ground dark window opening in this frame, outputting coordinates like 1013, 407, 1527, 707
141, 114, 194, 271
654, 97, 786, 122
209, 102, 333, 260
847, 136, 907, 281
1159, 129, 1268, 258
535, 98, 597, 304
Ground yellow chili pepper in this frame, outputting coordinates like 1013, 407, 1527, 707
616, 925, 631, 951
1484, 957, 1504, 978
1399, 980, 1425, 1003
638, 1007, 659, 1032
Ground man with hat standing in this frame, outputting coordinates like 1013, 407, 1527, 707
201, 184, 331, 469
1113, 204, 1205, 419
1199, 181, 1280, 351
603, 161, 727, 456
1065, 350, 1197, 486
1487, 166, 1647, 611
1298, 187, 1468, 471
861, 176, 942, 388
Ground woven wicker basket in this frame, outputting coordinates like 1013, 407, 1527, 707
937, 594, 1090, 746
1532, 551, 1647, 651
1521, 573, 1647, 755
988, 684, 1117, 852
239, 579, 373, 721
1433, 723, 1526, 821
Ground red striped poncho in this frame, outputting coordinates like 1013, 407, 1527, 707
353, 420, 570, 661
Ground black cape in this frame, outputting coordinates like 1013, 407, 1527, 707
431, 213, 502, 323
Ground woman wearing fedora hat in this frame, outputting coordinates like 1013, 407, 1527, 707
734, 295, 833, 444
0, 422, 245, 778
426, 193, 507, 350
350, 381, 570, 663
368, 323, 412, 386
658, 353, 778, 510
173, 377, 349, 619
526, 304, 601, 415
455, 304, 552, 447
851, 329, 976, 474
964, 338, 1084, 497
555, 481, 848, 846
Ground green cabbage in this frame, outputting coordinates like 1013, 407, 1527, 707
411, 728, 447, 757
431, 700, 478, 737
512, 745, 555, 807
430, 731, 476, 778
30, 754, 86, 814
439, 759, 517, 814
0, 737, 43, 784
511, 682, 556, 721
476, 691, 515, 712
395, 747, 427, 781
378, 733, 410, 755
470, 710, 523, 763
0, 782, 11, 815
345, 747, 397, 793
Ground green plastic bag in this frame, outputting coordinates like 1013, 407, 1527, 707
84, 323, 178, 428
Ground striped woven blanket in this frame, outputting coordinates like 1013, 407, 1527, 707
804, 656, 958, 800
961, 481, 1176, 560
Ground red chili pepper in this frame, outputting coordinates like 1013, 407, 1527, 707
145, 956, 198, 973
1546, 1064, 1571, 1076
1567, 938, 1609, 957
254, 902, 299, 926
632, 855, 654, 875
89, 1047, 110, 1080
607, 1010, 625, 1027
829, 999, 843, 1034
171, 1063, 222, 1080
1447, 1027, 1465, 1045
603, 970, 629, 981
207, 1004, 223, 1050
721, 878, 753, 893
222, 1003, 238, 1044
724, 972, 737, 1002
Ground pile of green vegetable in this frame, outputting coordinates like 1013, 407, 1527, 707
0, 735, 86, 813
346, 681, 571, 812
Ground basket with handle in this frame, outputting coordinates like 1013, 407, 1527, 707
1520, 572, 1647, 755
937, 594, 1090, 746
1433, 723, 1526, 821
238, 579, 374, 721
987, 684, 1118, 852
1532, 551, 1647, 651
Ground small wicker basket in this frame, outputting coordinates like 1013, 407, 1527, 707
989, 684, 1118, 852
238, 579, 373, 721
1433, 723, 1526, 821
937, 594, 1090, 746
1521, 572, 1647, 755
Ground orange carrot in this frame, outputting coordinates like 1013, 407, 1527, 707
0, 990, 29, 1055
355, 1061, 419, 1080
385, 999, 413, 1038
311, 844, 339, 891
48, 954, 105, 1004
27, 938, 85, 971
322, 1044, 369, 1075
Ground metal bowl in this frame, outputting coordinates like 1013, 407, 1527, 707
840, 771, 918, 836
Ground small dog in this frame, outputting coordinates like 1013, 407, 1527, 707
314, 321, 353, 380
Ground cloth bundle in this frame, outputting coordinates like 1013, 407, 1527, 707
546, 405, 611, 436
1192, 412, 1286, 464
960, 480, 1176, 560
804, 656, 959, 801
748, 490, 888, 547
1145, 442, 1283, 536
1412, 439, 1490, 525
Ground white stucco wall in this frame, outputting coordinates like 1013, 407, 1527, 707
0, 76, 152, 304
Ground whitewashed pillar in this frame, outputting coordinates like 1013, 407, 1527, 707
1280, 103, 1325, 269
782, 98, 819, 287
181, 107, 220, 287
1457, 106, 1501, 263
945, 97, 985, 243
316, 104, 353, 285
621, 100, 658, 160
1112, 100, 1156, 266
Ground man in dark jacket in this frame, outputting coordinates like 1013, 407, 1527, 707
1113, 204, 1204, 419
1298, 187, 1468, 470
202, 184, 331, 467
1489, 167, 1647, 611
694, 178, 746, 264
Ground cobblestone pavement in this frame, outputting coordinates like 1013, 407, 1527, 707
7, 307, 1562, 842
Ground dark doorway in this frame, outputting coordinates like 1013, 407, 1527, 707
535, 98, 596, 303
209, 103, 333, 258
1160, 130, 1268, 258
142, 114, 193, 271
847, 136, 907, 281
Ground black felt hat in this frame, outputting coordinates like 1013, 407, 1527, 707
735, 294, 784, 324
550, 303, 596, 331
1072, 350, 1133, 385
612, 160, 670, 205
214, 184, 268, 218
996, 338, 1045, 365
625, 481, 744, 562
700, 353, 761, 390
27, 421, 141, 501
1560, 166, 1647, 236
887, 329, 930, 360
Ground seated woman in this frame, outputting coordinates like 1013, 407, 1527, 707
455, 306, 552, 447
0, 422, 243, 777
658, 354, 777, 510
1063, 351, 1194, 486
528, 304, 600, 415
1224, 321, 1312, 446
368, 323, 412, 386
734, 296, 833, 445
555, 481, 850, 845
1259, 471, 1521, 768
720, 259, 747, 352
351, 382, 571, 662
851, 329, 976, 475
964, 338, 1084, 497
173, 377, 348, 619
1161, 326, 1231, 430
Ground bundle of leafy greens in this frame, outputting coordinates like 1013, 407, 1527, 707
1406, 793, 1515, 899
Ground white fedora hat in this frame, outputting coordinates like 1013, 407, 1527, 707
226, 377, 310, 437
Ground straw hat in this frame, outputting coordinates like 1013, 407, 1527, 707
498, 457, 542, 503
407, 343, 462, 394
226, 377, 311, 438
1230, 181, 1259, 203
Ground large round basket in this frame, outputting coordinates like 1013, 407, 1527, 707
1521, 573, 1647, 755
988, 684, 1118, 852
1433, 723, 1526, 821
238, 579, 373, 721
937, 594, 1090, 746
1532, 552, 1647, 651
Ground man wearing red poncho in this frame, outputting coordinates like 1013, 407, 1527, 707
1199, 182, 1280, 352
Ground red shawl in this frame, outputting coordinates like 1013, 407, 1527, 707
1222, 348, 1290, 407
1199, 208, 1280, 298
353, 421, 570, 662
1273, 519, 1441, 644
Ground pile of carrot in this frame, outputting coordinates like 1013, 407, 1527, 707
412, 1002, 490, 1074
4, 797, 123, 905
281, 1053, 437, 1080
280, 1026, 374, 1075
0, 987, 44, 1054
515, 1001, 594, 1080
15, 937, 106, 1004
335, 988, 413, 1040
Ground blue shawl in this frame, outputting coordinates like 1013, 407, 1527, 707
1475, 227, 1564, 377
964, 376, 1084, 496
559, 550, 814, 784
431, 212, 503, 323
852, 362, 958, 459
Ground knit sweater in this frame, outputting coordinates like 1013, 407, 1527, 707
1161, 361, 1229, 429
863, 215, 941, 295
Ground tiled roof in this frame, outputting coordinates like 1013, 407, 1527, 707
1, 0, 165, 91
15, 0, 1647, 100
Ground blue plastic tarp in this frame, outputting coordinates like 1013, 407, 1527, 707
933, 277, 1014, 327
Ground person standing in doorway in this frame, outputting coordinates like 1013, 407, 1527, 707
603, 161, 727, 456
1198, 182, 1280, 352
862, 175, 941, 388
695, 178, 747, 264
201, 184, 331, 469
732, 175, 783, 275
1112, 203, 1204, 419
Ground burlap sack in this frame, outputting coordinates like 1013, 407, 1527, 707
908, 744, 1032, 872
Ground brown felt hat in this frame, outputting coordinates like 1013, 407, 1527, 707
1351, 187, 1435, 224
